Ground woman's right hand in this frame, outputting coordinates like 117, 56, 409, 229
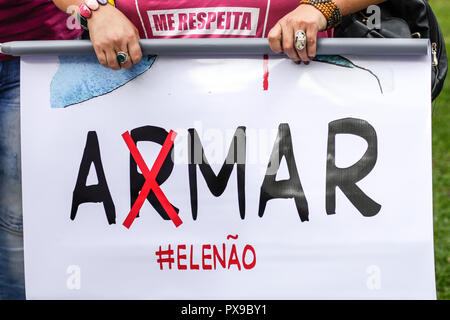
87, 4, 142, 70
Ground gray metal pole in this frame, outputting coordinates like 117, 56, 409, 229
0, 38, 429, 57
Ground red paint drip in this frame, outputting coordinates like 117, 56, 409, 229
263, 54, 269, 91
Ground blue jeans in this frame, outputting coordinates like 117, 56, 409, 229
0, 58, 25, 300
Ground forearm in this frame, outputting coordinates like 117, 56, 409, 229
53, 0, 142, 70
334, 0, 387, 16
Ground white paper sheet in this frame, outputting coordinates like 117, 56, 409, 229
20, 52, 435, 299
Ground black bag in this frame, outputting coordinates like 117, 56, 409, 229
334, 0, 448, 101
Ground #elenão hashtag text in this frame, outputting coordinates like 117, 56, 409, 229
155, 234, 256, 271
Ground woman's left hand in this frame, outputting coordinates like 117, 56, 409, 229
268, 4, 327, 63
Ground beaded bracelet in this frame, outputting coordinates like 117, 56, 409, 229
300, 0, 342, 30
79, 0, 115, 30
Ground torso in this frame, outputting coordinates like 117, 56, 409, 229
0, 0, 82, 61
115, 0, 333, 39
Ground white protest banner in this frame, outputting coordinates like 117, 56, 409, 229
20, 47, 435, 299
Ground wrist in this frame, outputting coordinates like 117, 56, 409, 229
79, 0, 115, 30
299, 0, 342, 30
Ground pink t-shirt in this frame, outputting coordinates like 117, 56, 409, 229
116, 0, 333, 39
0, 0, 82, 61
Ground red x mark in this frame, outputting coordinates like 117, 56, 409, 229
122, 130, 182, 228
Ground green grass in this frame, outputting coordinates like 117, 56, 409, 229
429, 0, 450, 300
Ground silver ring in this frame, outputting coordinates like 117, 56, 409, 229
116, 51, 129, 64
294, 30, 307, 51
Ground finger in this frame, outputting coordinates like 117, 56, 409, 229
105, 47, 121, 70
281, 24, 300, 63
268, 23, 283, 54
295, 26, 309, 63
93, 45, 108, 68
128, 38, 142, 65
306, 25, 319, 60
118, 44, 132, 69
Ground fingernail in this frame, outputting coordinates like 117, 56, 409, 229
304, 61, 310, 65
295, 61, 301, 65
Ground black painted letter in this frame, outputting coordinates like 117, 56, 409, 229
129, 126, 178, 220
258, 123, 309, 221
326, 118, 381, 217
188, 127, 246, 220
71, 131, 116, 224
